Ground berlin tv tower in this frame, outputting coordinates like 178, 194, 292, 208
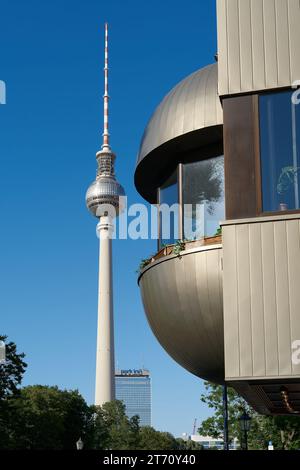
86, 23, 125, 406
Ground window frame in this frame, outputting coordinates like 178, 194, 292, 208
157, 165, 181, 251
257, 88, 300, 216
157, 156, 225, 249
223, 88, 300, 220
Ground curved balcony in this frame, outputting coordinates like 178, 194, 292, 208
138, 237, 224, 384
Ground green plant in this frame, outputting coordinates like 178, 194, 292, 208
277, 166, 300, 195
136, 257, 153, 274
214, 227, 222, 236
172, 240, 186, 256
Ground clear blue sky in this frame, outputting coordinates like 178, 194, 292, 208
0, 0, 218, 437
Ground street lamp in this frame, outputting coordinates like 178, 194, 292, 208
239, 411, 251, 450
76, 437, 84, 450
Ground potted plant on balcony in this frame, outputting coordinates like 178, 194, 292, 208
277, 165, 300, 211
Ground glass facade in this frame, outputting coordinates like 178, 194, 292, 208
158, 156, 225, 247
158, 168, 179, 246
260, 90, 300, 212
115, 370, 151, 427
183, 156, 224, 240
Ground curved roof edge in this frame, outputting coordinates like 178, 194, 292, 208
135, 63, 223, 202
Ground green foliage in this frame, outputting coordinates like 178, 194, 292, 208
198, 381, 300, 450
0, 334, 27, 447
172, 240, 185, 256
91, 403, 180, 450
214, 227, 222, 236
0, 334, 27, 400
198, 382, 248, 444
176, 437, 203, 450
0, 336, 181, 450
92, 401, 140, 450
187, 158, 223, 215
138, 426, 178, 450
6, 385, 93, 449
137, 256, 153, 274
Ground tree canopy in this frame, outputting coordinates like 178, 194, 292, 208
0, 335, 185, 450
0, 334, 27, 400
198, 381, 300, 450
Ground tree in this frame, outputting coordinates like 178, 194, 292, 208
176, 437, 203, 450
92, 400, 140, 450
138, 426, 178, 450
0, 334, 27, 448
0, 335, 27, 400
198, 382, 249, 445
186, 158, 224, 216
198, 381, 300, 450
6, 385, 93, 449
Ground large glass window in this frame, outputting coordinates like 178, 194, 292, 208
260, 90, 300, 212
158, 155, 225, 248
158, 168, 179, 246
183, 156, 225, 240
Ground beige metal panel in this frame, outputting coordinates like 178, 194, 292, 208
248, 223, 266, 377
222, 225, 240, 378
204, 66, 219, 128
223, 215, 300, 382
216, 0, 229, 96
182, 71, 201, 135
226, 0, 241, 93
275, 0, 291, 86
263, 0, 278, 89
173, 79, 191, 140
239, 0, 253, 92
287, 220, 300, 375
236, 224, 253, 377
139, 246, 224, 383
273, 221, 292, 375
288, 0, 300, 82
217, 0, 300, 96
258, 222, 279, 376
250, 0, 266, 92
192, 68, 208, 133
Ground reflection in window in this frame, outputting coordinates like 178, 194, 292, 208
260, 91, 300, 212
183, 156, 225, 239
159, 169, 179, 246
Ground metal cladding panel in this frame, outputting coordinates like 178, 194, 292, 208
217, 0, 300, 96
139, 246, 224, 384
222, 215, 300, 381
136, 63, 223, 167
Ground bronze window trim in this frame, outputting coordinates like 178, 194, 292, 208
178, 163, 183, 240
223, 94, 260, 219
157, 187, 160, 252
256, 90, 300, 217
261, 209, 300, 217
253, 94, 263, 216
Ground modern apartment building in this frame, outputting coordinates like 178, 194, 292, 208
135, 0, 300, 415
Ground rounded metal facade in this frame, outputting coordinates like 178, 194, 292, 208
135, 63, 223, 202
137, 63, 222, 165
138, 245, 224, 384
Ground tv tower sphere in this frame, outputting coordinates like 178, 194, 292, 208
86, 148, 125, 218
